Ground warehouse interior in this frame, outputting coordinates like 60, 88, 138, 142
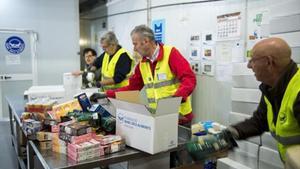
0, 0, 299, 169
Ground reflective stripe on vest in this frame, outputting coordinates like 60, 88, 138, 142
270, 132, 300, 145
101, 48, 134, 91
144, 79, 179, 89
139, 45, 192, 115
264, 68, 300, 161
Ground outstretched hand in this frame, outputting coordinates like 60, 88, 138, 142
90, 92, 107, 102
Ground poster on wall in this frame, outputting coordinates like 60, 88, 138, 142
215, 42, 232, 82
216, 42, 232, 63
4, 36, 25, 65
216, 12, 241, 41
151, 19, 165, 43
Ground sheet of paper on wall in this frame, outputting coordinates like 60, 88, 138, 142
247, 9, 270, 41
202, 31, 215, 45
190, 34, 201, 46
5, 55, 21, 65
216, 42, 232, 64
216, 12, 241, 41
201, 60, 215, 76
260, 9, 270, 25
202, 46, 215, 60
231, 40, 245, 63
189, 46, 201, 60
216, 63, 232, 82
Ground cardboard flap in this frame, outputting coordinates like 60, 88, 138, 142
155, 97, 181, 116
109, 98, 150, 116
115, 91, 141, 104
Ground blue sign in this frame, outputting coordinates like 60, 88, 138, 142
5, 36, 25, 54
151, 19, 165, 43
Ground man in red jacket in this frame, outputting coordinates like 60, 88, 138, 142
92, 25, 196, 125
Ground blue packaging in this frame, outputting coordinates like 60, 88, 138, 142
75, 93, 91, 112
88, 104, 111, 117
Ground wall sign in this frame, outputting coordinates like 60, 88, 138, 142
151, 19, 165, 43
5, 36, 25, 54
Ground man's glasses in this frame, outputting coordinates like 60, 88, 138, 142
248, 56, 267, 64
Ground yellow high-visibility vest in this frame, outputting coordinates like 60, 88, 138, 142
101, 48, 134, 91
264, 69, 300, 161
139, 45, 192, 115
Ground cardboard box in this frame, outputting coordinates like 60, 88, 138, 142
52, 99, 82, 120
36, 132, 52, 141
38, 141, 52, 150
24, 85, 65, 103
286, 145, 300, 169
110, 91, 181, 154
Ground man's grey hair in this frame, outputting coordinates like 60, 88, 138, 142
131, 25, 155, 42
101, 31, 119, 45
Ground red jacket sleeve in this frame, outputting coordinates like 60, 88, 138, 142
106, 63, 145, 98
169, 47, 196, 101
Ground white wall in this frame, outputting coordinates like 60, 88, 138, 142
107, 12, 147, 53
88, 0, 300, 125
100, 0, 246, 125
0, 0, 80, 85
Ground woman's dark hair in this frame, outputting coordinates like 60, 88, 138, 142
83, 48, 97, 56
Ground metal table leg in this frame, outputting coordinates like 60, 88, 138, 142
27, 141, 34, 169
9, 106, 14, 146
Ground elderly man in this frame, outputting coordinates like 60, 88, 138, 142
100, 25, 197, 125
228, 37, 300, 162
92, 31, 134, 91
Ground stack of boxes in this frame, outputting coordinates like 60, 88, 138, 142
36, 132, 52, 150
22, 99, 57, 136
52, 133, 67, 154
22, 92, 125, 162
67, 139, 100, 162
59, 122, 93, 144
97, 135, 126, 155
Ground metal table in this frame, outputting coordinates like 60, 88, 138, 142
7, 95, 27, 169
7, 95, 190, 169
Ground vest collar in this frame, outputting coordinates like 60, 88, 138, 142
107, 45, 122, 58
260, 61, 298, 100
141, 43, 165, 62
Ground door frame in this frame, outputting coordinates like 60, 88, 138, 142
0, 29, 38, 119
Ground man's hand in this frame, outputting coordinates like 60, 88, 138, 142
226, 126, 239, 140
90, 92, 107, 102
71, 70, 83, 76
178, 113, 194, 125
223, 128, 239, 149
96, 81, 102, 88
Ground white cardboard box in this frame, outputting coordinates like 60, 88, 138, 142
110, 91, 181, 154
24, 85, 65, 103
